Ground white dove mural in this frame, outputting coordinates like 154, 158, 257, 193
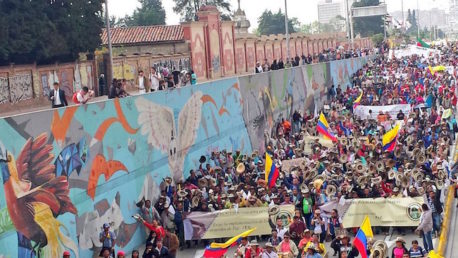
135, 91, 203, 182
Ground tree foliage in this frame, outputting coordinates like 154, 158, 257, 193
172, 0, 231, 22
0, 0, 103, 65
257, 9, 299, 36
352, 0, 383, 37
124, 0, 166, 26
406, 9, 418, 36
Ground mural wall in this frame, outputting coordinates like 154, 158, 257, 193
0, 57, 368, 257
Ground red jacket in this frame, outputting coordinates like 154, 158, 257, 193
143, 221, 165, 240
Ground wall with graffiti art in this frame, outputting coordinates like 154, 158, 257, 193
0, 57, 368, 257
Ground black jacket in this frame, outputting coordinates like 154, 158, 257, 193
49, 89, 68, 107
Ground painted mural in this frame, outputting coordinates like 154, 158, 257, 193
0, 57, 367, 257
8, 73, 33, 103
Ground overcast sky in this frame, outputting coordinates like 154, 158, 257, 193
108, 0, 449, 27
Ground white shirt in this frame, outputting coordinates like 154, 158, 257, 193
262, 250, 279, 258
77, 91, 89, 104
139, 77, 144, 90
54, 89, 61, 105
276, 226, 288, 239
150, 73, 160, 91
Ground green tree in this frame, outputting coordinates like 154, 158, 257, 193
173, 0, 231, 22
257, 9, 299, 35
125, 0, 166, 26
0, 0, 104, 65
352, 0, 383, 37
371, 33, 384, 47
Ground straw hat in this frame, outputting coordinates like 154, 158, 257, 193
198, 178, 208, 188
236, 163, 246, 175
325, 184, 337, 197
268, 205, 280, 216
177, 190, 188, 198
394, 237, 405, 243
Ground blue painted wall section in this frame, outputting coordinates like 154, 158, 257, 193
0, 57, 368, 257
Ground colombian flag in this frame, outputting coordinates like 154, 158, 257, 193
382, 123, 400, 152
353, 90, 363, 110
317, 113, 337, 142
353, 216, 374, 258
203, 228, 256, 257
265, 153, 279, 188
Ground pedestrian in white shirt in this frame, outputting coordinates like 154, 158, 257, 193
149, 67, 161, 92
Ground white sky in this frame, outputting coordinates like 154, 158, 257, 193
108, 0, 449, 27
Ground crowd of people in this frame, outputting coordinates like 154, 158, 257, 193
105, 65, 197, 99
86, 41, 458, 258
255, 48, 372, 73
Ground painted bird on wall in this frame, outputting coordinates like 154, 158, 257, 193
0, 133, 79, 257
135, 91, 203, 183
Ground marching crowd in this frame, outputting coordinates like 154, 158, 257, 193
255, 48, 372, 73
91, 41, 457, 258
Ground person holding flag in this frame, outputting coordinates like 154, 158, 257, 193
265, 153, 280, 188
316, 113, 337, 142
382, 123, 401, 152
353, 216, 373, 258
353, 90, 363, 110
203, 228, 256, 257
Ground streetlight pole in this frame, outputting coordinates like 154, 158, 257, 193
417, 0, 420, 39
104, 0, 114, 82
284, 0, 290, 61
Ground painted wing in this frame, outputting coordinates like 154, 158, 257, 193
16, 133, 55, 188
171, 92, 203, 181
87, 154, 128, 200
135, 97, 175, 154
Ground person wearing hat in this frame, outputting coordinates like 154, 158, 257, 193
392, 237, 408, 258
299, 188, 314, 229
276, 232, 299, 258
99, 223, 116, 257
245, 239, 263, 257
298, 229, 312, 254
261, 242, 278, 258
305, 233, 326, 256
331, 232, 358, 258
62, 250, 71, 258
304, 243, 323, 258
116, 250, 125, 258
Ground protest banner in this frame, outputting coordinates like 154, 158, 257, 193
281, 157, 306, 172
302, 136, 334, 154
354, 104, 411, 120
319, 197, 424, 228
183, 205, 295, 240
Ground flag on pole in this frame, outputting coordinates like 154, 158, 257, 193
353, 90, 363, 110
382, 123, 400, 152
417, 38, 430, 48
203, 228, 256, 257
316, 113, 337, 142
265, 153, 279, 188
353, 216, 373, 258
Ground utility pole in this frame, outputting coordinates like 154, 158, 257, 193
401, 0, 404, 31
284, 0, 290, 61
417, 0, 420, 38
104, 0, 114, 81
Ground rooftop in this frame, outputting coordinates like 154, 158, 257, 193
101, 25, 184, 46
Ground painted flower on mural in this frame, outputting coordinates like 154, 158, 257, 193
0, 133, 79, 257
135, 91, 203, 182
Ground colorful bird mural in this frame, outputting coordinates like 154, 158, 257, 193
135, 91, 203, 182
0, 133, 79, 257
54, 138, 89, 178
